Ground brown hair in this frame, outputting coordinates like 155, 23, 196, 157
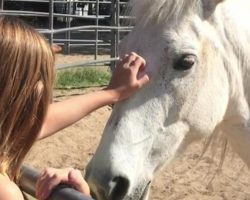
0, 16, 55, 182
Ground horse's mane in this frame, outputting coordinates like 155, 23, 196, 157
128, 0, 202, 25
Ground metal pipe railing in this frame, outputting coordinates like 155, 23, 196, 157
4, 0, 127, 4
0, 10, 111, 19
38, 25, 132, 34
56, 57, 120, 70
0, 0, 132, 66
20, 165, 95, 200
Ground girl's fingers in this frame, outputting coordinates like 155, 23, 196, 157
124, 52, 138, 67
68, 169, 90, 196
122, 54, 129, 60
107, 51, 150, 101
38, 175, 60, 200
138, 74, 150, 88
36, 168, 90, 200
117, 54, 129, 67
130, 56, 146, 72
36, 168, 69, 200
36, 168, 53, 198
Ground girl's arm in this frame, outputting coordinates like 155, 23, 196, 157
38, 52, 149, 140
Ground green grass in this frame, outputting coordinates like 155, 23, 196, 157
55, 67, 111, 89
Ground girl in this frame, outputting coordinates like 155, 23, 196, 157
0, 16, 149, 200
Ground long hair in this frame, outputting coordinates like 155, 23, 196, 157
0, 16, 55, 182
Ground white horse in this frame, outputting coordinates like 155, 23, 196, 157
86, 0, 250, 199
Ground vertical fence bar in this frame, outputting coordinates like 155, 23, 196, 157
73, 0, 76, 14
0, 0, 4, 10
95, 0, 99, 60
116, 0, 120, 59
49, 0, 54, 45
66, 0, 72, 54
110, 0, 117, 71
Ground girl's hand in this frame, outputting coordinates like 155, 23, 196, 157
106, 52, 150, 101
36, 167, 90, 200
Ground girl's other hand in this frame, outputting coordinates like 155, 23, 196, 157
36, 167, 90, 200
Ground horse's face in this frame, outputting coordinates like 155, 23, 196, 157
86, 1, 229, 200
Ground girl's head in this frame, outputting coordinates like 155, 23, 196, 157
0, 16, 55, 181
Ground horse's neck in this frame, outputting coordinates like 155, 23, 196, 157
212, 1, 250, 168
216, 1, 250, 110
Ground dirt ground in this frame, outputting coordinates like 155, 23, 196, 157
24, 54, 250, 200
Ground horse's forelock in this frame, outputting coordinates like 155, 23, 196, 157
129, 0, 202, 25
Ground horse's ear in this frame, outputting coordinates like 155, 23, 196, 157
203, 0, 225, 17
205, 0, 225, 8
213, 0, 224, 5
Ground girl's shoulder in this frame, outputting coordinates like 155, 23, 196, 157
0, 174, 24, 200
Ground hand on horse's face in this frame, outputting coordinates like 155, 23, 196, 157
107, 52, 150, 102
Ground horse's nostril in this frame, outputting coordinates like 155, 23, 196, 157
109, 176, 130, 200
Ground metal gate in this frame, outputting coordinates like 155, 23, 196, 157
0, 0, 133, 69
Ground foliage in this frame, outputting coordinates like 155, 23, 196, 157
55, 67, 111, 89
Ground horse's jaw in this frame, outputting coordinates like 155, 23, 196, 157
88, 181, 151, 200
140, 183, 151, 200
85, 113, 189, 200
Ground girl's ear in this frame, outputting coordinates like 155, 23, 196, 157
51, 44, 62, 54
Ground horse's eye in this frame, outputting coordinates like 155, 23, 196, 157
173, 54, 196, 71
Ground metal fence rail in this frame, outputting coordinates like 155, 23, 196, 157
0, 0, 132, 70
20, 165, 95, 200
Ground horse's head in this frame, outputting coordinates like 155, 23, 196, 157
86, 0, 233, 199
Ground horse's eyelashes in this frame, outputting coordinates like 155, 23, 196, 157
173, 54, 196, 71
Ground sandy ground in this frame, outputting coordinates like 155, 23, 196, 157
24, 91, 250, 200
24, 54, 250, 200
